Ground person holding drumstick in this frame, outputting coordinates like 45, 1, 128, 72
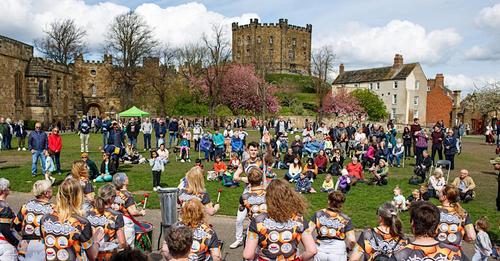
178, 167, 219, 215
112, 173, 146, 247
86, 184, 127, 260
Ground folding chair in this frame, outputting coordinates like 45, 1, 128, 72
435, 160, 452, 183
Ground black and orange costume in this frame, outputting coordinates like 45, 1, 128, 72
353, 227, 406, 260
391, 242, 463, 260
114, 190, 135, 217
175, 222, 220, 261
247, 213, 307, 261
309, 208, 353, 242
239, 186, 266, 219
0, 200, 18, 248
13, 199, 54, 256
178, 189, 211, 206
436, 206, 473, 246
40, 211, 93, 261
85, 207, 124, 260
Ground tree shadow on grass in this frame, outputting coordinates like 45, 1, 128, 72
480, 170, 499, 176
0, 165, 20, 170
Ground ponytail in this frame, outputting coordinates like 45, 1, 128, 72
378, 202, 403, 238
442, 185, 466, 219
95, 184, 117, 214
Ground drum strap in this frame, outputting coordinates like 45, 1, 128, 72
125, 214, 147, 233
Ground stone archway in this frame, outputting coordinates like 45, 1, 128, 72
85, 103, 103, 118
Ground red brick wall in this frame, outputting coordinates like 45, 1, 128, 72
426, 83, 453, 126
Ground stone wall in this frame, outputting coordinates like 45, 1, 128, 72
232, 18, 312, 75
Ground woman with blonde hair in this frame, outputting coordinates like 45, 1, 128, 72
112, 172, 146, 247
85, 184, 126, 260
436, 185, 476, 250
163, 199, 222, 261
14, 180, 54, 261
178, 167, 219, 215
40, 178, 104, 260
243, 179, 317, 261
69, 160, 95, 204
428, 167, 445, 198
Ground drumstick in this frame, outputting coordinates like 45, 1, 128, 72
217, 188, 222, 203
143, 193, 150, 209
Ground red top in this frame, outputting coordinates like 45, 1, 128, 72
48, 133, 62, 152
314, 155, 328, 169
213, 162, 227, 173
346, 162, 364, 180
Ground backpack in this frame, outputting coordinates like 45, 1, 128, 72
370, 229, 400, 261
408, 175, 422, 185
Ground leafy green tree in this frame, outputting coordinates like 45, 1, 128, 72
350, 89, 388, 121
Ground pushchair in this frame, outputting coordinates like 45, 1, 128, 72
178, 138, 190, 162
430, 160, 452, 183
230, 137, 244, 159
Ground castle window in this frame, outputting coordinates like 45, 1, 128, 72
393, 81, 398, 89
246, 35, 250, 44
269, 36, 273, 45
392, 94, 397, 104
14, 71, 22, 101
303, 41, 307, 47
257, 36, 261, 44
288, 50, 295, 60
91, 84, 97, 97
246, 49, 250, 56
413, 96, 419, 105
90, 69, 97, 76
292, 38, 296, 46
415, 80, 420, 90
369, 83, 373, 90
376, 82, 380, 90
38, 80, 44, 97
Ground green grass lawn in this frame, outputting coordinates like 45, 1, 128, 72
1, 131, 499, 239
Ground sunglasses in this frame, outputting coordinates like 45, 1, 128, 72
81, 156, 88, 159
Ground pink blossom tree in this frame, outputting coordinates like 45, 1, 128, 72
321, 88, 365, 119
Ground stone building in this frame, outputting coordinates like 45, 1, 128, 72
232, 18, 312, 75
458, 93, 499, 135
425, 73, 461, 127
0, 35, 75, 125
332, 54, 428, 125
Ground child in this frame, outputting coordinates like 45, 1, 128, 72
222, 168, 239, 188
296, 172, 316, 193
406, 189, 422, 207
392, 186, 406, 211
213, 156, 227, 177
229, 154, 240, 170
391, 138, 405, 167
369, 159, 389, 186
335, 169, 351, 194
157, 133, 165, 149
150, 150, 165, 191
179, 132, 190, 162
44, 150, 56, 183
321, 174, 334, 192
194, 158, 204, 170
473, 217, 495, 261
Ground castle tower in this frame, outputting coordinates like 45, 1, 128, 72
231, 18, 312, 75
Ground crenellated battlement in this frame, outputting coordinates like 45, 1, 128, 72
232, 18, 312, 33
75, 53, 113, 65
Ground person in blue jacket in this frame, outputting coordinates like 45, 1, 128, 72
28, 122, 48, 177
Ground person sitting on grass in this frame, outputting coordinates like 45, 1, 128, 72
228, 154, 240, 170
295, 172, 316, 193
391, 201, 463, 260
406, 189, 424, 208
43, 149, 56, 184
321, 174, 335, 193
451, 169, 476, 203
95, 153, 116, 183
222, 160, 240, 188
314, 149, 328, 174
309, 191, 355, 260
81, 152, 100, 180
290, 135, 303, 157
346, 156, 364, 184
428, 168, 446, 199
162, 225, 193, 261
282, 148, 296, 170
369, 159, 389, 186
303, 158, 318, 181
157, 143, 170, 164
213, 155, 227, 178
335, 169, 351, 194
391, 138, 405, 167
328, 149, 344, 176
392, 186, 406, 212
285, 156, 302, 182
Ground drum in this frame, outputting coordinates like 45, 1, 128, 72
97, 242, 119, 261
134, 221, 153, 252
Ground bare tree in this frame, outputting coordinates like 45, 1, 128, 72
34, 19, 87, 66
105, 11, 158, 107
253, 42, 274, 120
311, 45, 336, 122
176, 43, 207, 80
200, 24, 231, 126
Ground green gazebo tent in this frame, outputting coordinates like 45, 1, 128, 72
118, 106, 150, 117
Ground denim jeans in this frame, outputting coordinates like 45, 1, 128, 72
31, 150, 46, 175
129, 136, 137, 148
102, 132, 109, 147
285, 171, 300, 181
168, 132, 177, 148
203, 149, 210, 161
144, 133, 151, 150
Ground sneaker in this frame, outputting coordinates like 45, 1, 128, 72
187, 159, 191, 162
153, 187, 158, 192
18, 148, 21, 151
144, 148, 146, 151
229, 240, 243, 249
22, 148, 27, 151
32, 173, 37, 177
289, 179, 294, 183
58, 172, 62, 176
180, 159, 185, 163
49, 177, 56, 184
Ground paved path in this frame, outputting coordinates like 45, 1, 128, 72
5, 191, 477, 260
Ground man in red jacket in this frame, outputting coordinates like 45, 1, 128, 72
48, 127, 62, 175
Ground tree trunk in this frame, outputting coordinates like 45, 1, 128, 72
158, 94, 166, 117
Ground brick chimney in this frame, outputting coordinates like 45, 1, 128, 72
393, 54, 403, 69
435, 73, 444, 88
339, 63, 345, 74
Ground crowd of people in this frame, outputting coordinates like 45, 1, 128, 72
1, 114, 500, 261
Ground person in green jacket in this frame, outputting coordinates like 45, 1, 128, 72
81, 152, 99, 180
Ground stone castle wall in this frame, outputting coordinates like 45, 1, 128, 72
232, 18, 312, 75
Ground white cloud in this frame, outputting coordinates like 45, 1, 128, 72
464, 45, 500, 61
446, 73, 500, 93
476, 3, 500, 30
0, 0, 257, 52
316, 20, 462, 66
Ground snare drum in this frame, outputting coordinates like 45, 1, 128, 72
97, 242, 119, 261
134, 221, 153, 252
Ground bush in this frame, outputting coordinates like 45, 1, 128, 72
265, 73, 316, 93
302, 102, 318, 112
25, 119, 37, 130
350, 89, 388, 121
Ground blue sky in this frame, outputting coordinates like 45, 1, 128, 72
1, 0, 499, 92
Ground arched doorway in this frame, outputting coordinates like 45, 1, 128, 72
85, 103, 103, 118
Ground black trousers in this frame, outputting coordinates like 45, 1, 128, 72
152, 170, 161, 187
431, 145, 443, 163
445, 154, 455, 170
404, 144, 411, 158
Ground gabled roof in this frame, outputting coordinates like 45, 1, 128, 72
333, 63, 418, 84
